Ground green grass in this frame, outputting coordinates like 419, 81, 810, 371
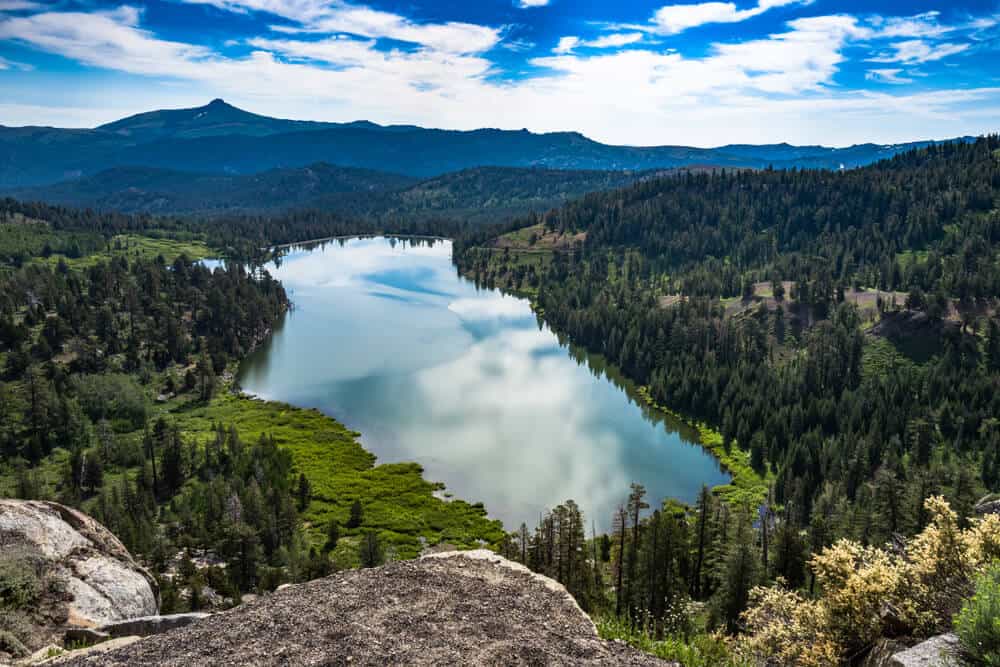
637, 387, 769, 507
498, 224, 546, 247
0, 376, 504, 562
596, 615, 749, 667
0, 220, 103, 265
166, 391, 505, 558
33, 234, 214, 269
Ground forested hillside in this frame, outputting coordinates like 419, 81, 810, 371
457, 137, 1000, 664
0, 198, 505, 637
6, 165, 645, 222
6, 164, 417, 215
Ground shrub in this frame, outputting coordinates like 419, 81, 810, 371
0, 556, 41, 610
955, 563, 1000, 666
0, 611, 33, 658
0, 629, 29, 658
739, 497, 1000, 665
740, 584, 839, 667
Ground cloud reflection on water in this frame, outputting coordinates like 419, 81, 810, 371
239, 237, 729, 530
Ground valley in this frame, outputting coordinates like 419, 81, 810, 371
1, 100, 999, 667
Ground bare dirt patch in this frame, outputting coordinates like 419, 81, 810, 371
494, 224, 586, 253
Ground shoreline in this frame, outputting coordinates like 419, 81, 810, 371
455, 258, 768, 508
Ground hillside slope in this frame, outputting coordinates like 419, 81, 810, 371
7, 165, 648, 221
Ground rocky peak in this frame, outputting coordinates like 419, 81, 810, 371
55, 550, 666, 666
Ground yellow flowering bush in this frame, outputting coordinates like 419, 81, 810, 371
739, 497, 1000, 665
740, 584, 839, 667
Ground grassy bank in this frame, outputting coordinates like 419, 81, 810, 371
636, 387, 768, 507
34, 234, 214, 269
167, 390, 505, 561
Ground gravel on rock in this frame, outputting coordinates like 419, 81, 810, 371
55, 550, 667, 666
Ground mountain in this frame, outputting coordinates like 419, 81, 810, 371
7, 163, 418, 214
8, 164, 647, 221
96, 98, 339, 141
0, 99, 973, 188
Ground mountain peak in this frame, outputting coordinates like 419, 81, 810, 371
206, 98, 229, 108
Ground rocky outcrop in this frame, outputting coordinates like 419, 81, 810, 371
974, 495, 1000, 516
0, 500, 158, 636
890, 634, 965, 667
55, 550, 666, 666
862, 638, 911, 667
97, 613, 210, 638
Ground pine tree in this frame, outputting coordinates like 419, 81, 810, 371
296, 473, 311, 511
324, 521, 339, 553
347, 500, 364, 529
691, 485, 713, 599
625, 483, 648, 622
712, 511, 759, 633
359, 531, 384, 568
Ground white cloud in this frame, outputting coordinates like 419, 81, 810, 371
552, 32, 642, 53
517, 0, 550, 7
865, 68, 913, 84
182, 0, 340, 23
1, 4, 998, 147
0, 8, 215, 77
184, 0, 500, 54
249, 34, 495, 89
553, 36, 579, 54
585, 32, 644, 48
869, 39, 970, 65
870, 11, 948, 39
649, 0, 810, 35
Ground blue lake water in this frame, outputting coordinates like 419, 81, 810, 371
237, 237, 729, 530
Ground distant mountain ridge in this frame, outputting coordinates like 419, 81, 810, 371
6, 163, 418, 214
0, 98, 974, 188
7, 164, 647, 222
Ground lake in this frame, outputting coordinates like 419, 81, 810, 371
237, 237, 728, 530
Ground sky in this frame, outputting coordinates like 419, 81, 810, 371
0, 0, 998, 146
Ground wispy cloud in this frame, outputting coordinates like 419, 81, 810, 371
0, 55, 32, 70
646, 0, 812, 36
183, 0, 501, 54
552, 32, 643, 53
869, 39, 970, 65
516, 0, 550, 8
0, 7, 215, 77
865, 68, 913, 84
553, 36, 578, 54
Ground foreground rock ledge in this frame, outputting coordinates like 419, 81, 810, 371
0, 500, 158, 637
55, 550, 665, 666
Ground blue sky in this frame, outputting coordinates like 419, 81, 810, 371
0, 0, 998, 146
